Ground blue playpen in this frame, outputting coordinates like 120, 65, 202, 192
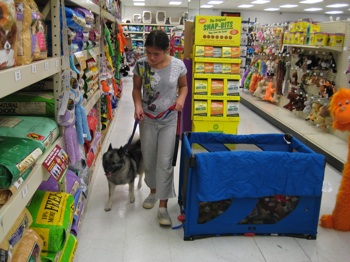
178, 132, 325, 240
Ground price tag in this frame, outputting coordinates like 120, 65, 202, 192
14, 70, 21, 81
32, 64, 37, 73
44, 62, 49, 70
21, 184, 28, 198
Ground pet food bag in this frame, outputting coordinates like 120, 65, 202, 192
0, 116, 59, 149
0, 0, 17, 70
11, 229, 43, 262
0, 136, 44, 189
0, 208, 33, 262
41, 233, 78, 262
0, 91, 55, 116
15, 0, 47, 65
27, 190, 75, 252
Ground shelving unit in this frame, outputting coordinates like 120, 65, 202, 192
241, 21, 350, 172
122, 22, 178, 50
191, 15, 242, 134
0, 0, 121, 243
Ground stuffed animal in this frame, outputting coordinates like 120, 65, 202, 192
249, 73, 263, 93
73, 89, 92, 145
253, 79, 267, 99
320, 88, 350, 231
303, 99, 312, 114
262, 81, 276, 103
58, 92, 81, 165
283, 87, 298, 111
306, 102, 322, 121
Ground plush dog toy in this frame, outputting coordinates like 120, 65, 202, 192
320, 88, 350, 231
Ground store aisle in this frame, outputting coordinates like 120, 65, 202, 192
74, 76, 350, 262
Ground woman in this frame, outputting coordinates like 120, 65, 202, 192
132, 29, 188, 226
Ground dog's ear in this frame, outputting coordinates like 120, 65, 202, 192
117, 146, 124, 157
108, 143, 113, 151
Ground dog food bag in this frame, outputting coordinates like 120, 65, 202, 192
0, 136, 44, 189
27, 190, 75, 253
0, 0, 17, 70
41, 233, 78, 262
11, 228, 43, 262
0, 208, 33, 262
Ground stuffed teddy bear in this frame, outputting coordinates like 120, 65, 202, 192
303, 99, 312, 114
320, 88, 350, 231
306, 102, 322, 121
283, 87, 298, 111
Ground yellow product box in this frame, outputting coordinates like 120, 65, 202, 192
193, 100, 207, 116
194, 15, 242, 46
227, 101, 239, 117
231, 63, 240, 74
231, 47, 240, 58
222, 63, 231, 74
227, 80, 240, 96
283, 32, 290, 44
308, 23, 320, 34
204, 46, 214, 57
195, 62, 205, 73
298, 21, 310, 33
210, 101, 224, 116
294, 32, 307, 45
195, 46, 205, 57
211, 80, 224, 95
288, 22, 297, 32
311, 32, 328, 46
328, 33, 344, 47
204, 63, 214, 73
213, 63, 222, 74
194, 79, 208, 95
213, 47, 222, 57
222, 47, 232, 57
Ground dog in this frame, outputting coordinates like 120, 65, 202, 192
0, 23, 16, 69
102, 140, 144, 211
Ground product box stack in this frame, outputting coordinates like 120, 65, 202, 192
191, 15, 242, 134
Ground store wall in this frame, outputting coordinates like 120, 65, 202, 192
122, 6, 347, 24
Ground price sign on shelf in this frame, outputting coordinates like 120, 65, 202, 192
42, 145, 69, 182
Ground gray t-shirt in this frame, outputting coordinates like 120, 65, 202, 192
133, 56, 187, 123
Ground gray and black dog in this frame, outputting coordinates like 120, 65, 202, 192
102, 140, 144, 211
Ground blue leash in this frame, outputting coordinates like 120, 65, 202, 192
123, 119, 139, 152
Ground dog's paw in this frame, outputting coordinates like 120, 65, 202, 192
130, 195, 135, 203
104, 206, 112, 212
105, 201, 112, 211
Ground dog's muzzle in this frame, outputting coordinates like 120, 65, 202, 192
105, 172, 112, 177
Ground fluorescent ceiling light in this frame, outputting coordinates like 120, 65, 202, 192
264, 8, 280, 11
304, 8, 322, 11
133, 0, 145, 1
169, 1, 182, 5
200, 4, 214, 8
299, 0, 323, 3
326, 4, 348, 8
251, 0, 270, 4
325, 10, 344, 14
134, 2, 145, 5
280, 4, 298, 8
208, 1, 223, 4
238, 4, 254, 8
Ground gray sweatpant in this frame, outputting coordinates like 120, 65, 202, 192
139, 119, 177, 200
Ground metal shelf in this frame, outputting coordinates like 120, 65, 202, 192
282, 44, 343, 53
0, 57, 61, 99
0, 137, 63, 242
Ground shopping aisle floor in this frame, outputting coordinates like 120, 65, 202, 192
74, 76, 350, 262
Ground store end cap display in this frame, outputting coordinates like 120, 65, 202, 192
194, 16, 242, 47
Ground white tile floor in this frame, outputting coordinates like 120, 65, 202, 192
74, 76, 350, 262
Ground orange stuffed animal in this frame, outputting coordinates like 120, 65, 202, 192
320, 88, 350, 231
262, 81, 276, 103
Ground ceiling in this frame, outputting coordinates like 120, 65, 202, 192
121, 0, 350, 16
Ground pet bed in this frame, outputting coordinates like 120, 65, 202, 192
0, 91, 55, 116
178, 132, 325, 240
0, 136, 44, 189
0, 115, 59, 149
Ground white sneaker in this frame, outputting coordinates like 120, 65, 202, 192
142, 193, 157, 209
158, 208, 172, 226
